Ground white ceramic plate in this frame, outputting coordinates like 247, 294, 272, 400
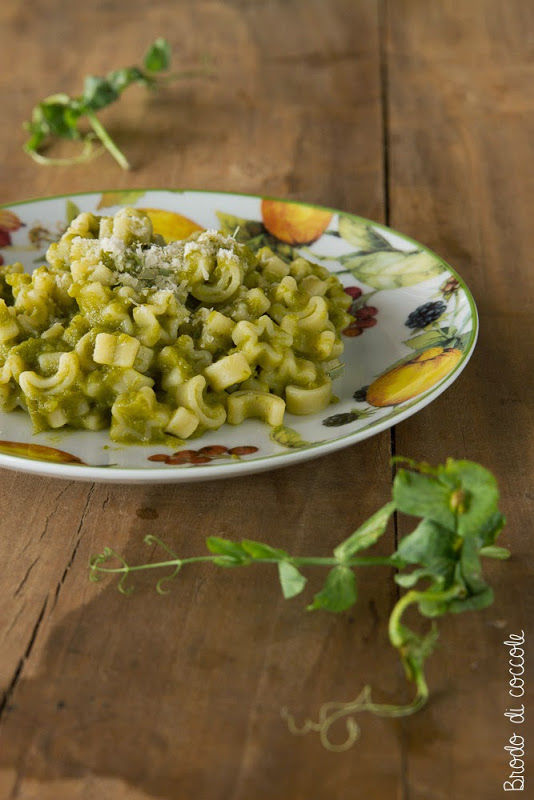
0, 190, 477, 482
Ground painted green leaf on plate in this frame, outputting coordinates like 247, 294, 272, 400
97, 190, 146, 209
339, 250, 446, 289
338, 214, 392, 251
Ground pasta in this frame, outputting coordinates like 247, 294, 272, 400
0, 208, 352, 443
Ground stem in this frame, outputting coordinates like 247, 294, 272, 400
388, 586, 464, 649
157, 66, 215, 83
296, 555, 395, 567
91, 553, 397, 576
282, 584, 471, 752
86, 110, 130, 170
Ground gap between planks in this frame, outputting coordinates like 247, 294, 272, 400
379, 0, 410, 798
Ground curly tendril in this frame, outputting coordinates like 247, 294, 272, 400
281, 684, 427, 752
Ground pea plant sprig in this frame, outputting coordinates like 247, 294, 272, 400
23, 38, 210, 170
89, 457, 510, 750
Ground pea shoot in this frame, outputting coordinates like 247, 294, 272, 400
23, 39, 208, 170
90, 457, 510, 750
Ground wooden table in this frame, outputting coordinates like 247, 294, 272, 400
0, 2, 532, 798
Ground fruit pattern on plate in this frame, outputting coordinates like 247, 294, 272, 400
0, 192, 474, 464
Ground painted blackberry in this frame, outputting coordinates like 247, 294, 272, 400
353, 386, 368, 402
405, 301, 447, 329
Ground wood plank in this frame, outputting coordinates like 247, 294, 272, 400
0, 479, 94, 695
0, 0, 384, 216
0, 450, 405, 800
386, 1, 534, 797
0, 1, 406, 798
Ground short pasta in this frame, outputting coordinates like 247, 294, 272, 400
0, 208, 352, 443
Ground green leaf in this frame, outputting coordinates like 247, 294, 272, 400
448, 586, 494, 613
339, 250, 445, 290
338, 214, 392, 251
334, 501, 395, 561
65, 200, 81, 224
241, 539, 289, 560
480, 544, 510, 560
456, 531, 487, 598
393, 460, 507, 620
206, 536, 250, 566
144, 38, 171, 72
394, 518, 458, 591
278, 561, 307, 599
23, 121, 46, 153
107, 66, 148, 93
38, 98, 81, 139
308, 566, 357, 612
81, 76, 119, 111
393, 469, 457, 531
270, 425, 313, 449
438, 460, 500, 539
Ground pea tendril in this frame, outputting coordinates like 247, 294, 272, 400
89, 457, 510, 750
23, 39, 211, 170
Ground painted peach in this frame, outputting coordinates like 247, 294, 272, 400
261, 200, 332, 245
366, 347, 463, 407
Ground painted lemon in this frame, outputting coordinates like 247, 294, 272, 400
0, 440, 84, 464
366, 347, 463, 407
139, 209, 203, 242
261, 199, 332, 245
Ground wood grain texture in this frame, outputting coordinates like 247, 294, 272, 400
0, 1, 403, 799
0, 0, 532, 798
386, 1, 534, 798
